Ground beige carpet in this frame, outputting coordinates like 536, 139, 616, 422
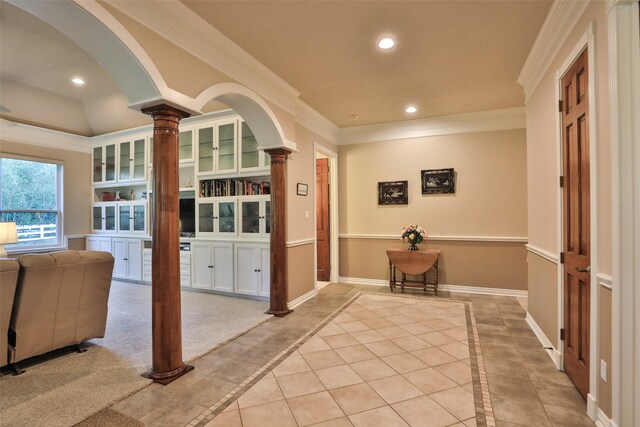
0, 281, 270, 427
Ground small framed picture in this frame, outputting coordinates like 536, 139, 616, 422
378, 181, 408, 205
421, 168, 455, 194
297, 183, 308, 196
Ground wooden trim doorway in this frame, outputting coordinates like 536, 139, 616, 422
554, 22, 599, 419
314, 145, 339, 288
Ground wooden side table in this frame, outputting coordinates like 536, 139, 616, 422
386, 249, 440, 294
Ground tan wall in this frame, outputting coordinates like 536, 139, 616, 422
599, 286, 612, 417
287, 243, 315, 302
337, 128, 527, 289
338, 129, 527, 236
0, 140, 92, 237
340, 238, 527, 290
527, 252, 559, 346
526, 0, 611, 270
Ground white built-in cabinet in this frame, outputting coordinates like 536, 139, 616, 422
235, 243, 270, 297
86, 236, 112, 252
118, 136, 147, 182
191, 242, 234, 292
92, 143, 117, 184
92, 203, 117, 233
88, 112, 271, 300
117, 202, 147, 234
197, 199, 237, 237
239, 196, 271, 238
112, 238, 142, 281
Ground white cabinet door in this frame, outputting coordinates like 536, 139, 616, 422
112, 239, 128, 279
259, 245, 270, 298
191, 242, 213, 290
126, 239, 142, 281
212, 243, 233, 292
235, 245, 259, 296
87, 237, 112, 253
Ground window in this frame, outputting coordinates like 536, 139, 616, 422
0, 155, 63, 251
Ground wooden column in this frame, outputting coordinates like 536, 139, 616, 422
265, 148, 292, 317
141, 104, 193, 384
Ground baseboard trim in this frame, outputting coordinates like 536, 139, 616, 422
595, 408, 614, 427
525, 312, 561, 369
288, 289, 317, 310
338, 276, 528, 297
587, 393, 598, 420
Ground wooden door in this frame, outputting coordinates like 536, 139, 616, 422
561, 48, 591, 401
316, 158, 330, 281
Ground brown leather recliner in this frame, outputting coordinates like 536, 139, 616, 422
9, 250, 114, 365
1, 258, 20, 366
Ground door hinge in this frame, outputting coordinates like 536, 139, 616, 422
559, 176, 564, 187
558, 100, 563, 112
560, 252, 565, 264
560, 328, 565, 341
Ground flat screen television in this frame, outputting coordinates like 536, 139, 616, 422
179, 198, 195, 236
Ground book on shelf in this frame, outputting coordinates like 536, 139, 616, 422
199, 178, 271, 198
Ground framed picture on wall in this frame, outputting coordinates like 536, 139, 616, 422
378, 181, 408, 205
296, 183, 308, 196
421, 168, 455, 194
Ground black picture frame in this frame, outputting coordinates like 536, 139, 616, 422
421, 168, 455, 194
378, 181, 408, 205
296, 183, 308, 196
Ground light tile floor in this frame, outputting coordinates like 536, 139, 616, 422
89, 284, 596, 427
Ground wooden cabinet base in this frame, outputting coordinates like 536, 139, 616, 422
144, 363, 194, 385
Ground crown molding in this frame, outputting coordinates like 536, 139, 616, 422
518, 0, 590, 102
295, 100, 339, 144
107, 1, 301, 115
336, 107, 526, 145
0, 119, 91, 153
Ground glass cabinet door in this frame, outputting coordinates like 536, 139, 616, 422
263, 151, 271, 168
240, 122, 260, 170
105, 205, 116, 231
93, 147, 103, 183
217, 201, 236, 234
198, 127, 214, 173
119, 141, 130, 181
133, 204, 146, 232
264, 200, 271, 235
119, 205, 131, 232
133, 138, 146, 180
241, 200, 260, 235
179, 129, 193, 162
217, 122, 236, 173
198, 203, 214, 233
93, 206, 103, 230
105, 144, 116, 182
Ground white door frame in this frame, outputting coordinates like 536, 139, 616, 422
554, 22, 600, 420
314, 144, 339, 288
607, 1, 640, 426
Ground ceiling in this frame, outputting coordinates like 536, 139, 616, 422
0, 1, 552, 136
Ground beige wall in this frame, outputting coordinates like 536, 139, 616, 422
287, 243, 315, 302
0, 140, 91, 237
341, 238, 527, 290
599, 286, 612, 417
525, 1, 612, 416
527, 252, 559, 346
338, 129, 527, 236
337, 128, 527, 289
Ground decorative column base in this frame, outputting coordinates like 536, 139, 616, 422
144, 364, 194, 385
266, 308, 293, 317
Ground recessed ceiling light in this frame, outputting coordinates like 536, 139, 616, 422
71, 77, 85, 86
377, 37, 395, 50
351, 114, 360, 121
405, 106, 417, 113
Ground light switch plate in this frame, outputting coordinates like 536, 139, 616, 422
304, 210, 309, 219
600, 359, 608, 382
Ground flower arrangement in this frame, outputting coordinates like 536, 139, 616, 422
401, 224, 427, 251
